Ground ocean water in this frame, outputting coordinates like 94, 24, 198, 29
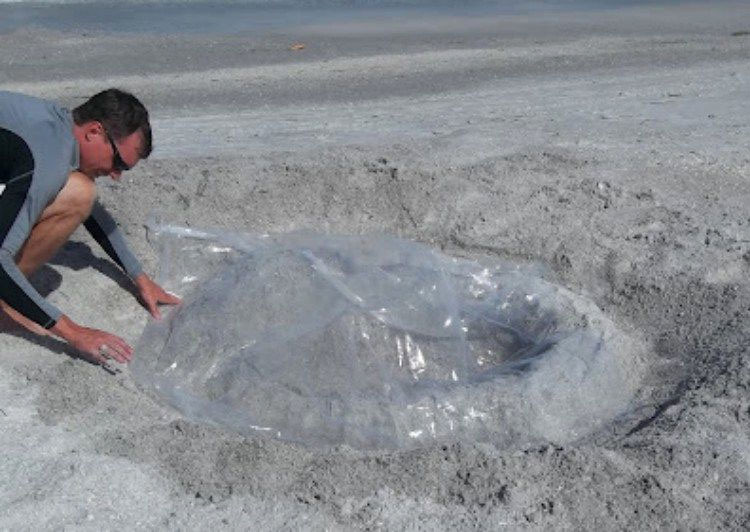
0, 0, 682, 35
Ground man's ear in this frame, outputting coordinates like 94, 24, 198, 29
84, 121, 104, 142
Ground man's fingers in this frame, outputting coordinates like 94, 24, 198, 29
110, 346, 129, 363
117, 338, 134, 358
107, 336, 133, 361
149, 300, 162, 320
108, 343, 129, 363
139, 291, 160, 319
137, 278, 181, 319
96, 334, 133, 364
67, 324, 134, 368
161, 291, 182, 305
97, 343, 125, 364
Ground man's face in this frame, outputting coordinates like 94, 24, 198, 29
79, 122, 143, 180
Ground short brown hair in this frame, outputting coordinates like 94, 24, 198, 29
73, 88, 152, 158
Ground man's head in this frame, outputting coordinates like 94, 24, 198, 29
72, 88, 152, 179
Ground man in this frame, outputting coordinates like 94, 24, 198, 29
0, 88, 180, 366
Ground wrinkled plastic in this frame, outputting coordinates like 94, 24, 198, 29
132, 226, 642, 449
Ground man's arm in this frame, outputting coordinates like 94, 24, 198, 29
84, 201, 180, 318
0, 247, 60, 329
0, 176, 131, 365
84, 201, 143, 278
0, 170, 62, 329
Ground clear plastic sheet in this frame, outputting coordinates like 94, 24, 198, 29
132, 226, 643, 449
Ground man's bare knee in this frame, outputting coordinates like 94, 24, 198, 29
14, 172, 96, 277
61, 171, 96, 220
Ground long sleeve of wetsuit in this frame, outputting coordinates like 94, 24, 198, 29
1, 91, 101, 330
0, 171, 64, 329
83, 201, 144, 279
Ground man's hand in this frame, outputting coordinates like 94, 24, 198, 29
133, 273, 181, 319
51, 315, 132, 365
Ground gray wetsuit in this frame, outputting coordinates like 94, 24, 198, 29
0, 91, 143, 328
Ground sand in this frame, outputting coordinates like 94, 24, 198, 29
1, 1, 749, 528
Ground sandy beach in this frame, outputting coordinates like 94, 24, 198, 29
1, 1, 749, 528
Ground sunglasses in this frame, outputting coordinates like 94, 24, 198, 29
104, 129, 131, 172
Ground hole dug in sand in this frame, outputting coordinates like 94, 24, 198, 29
132, 225, 644, 450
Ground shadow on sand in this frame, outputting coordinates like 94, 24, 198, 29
0, 240, 138, 365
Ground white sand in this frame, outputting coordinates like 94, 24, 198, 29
1, 2, 749, 528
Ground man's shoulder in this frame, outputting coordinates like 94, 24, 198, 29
0, 90, 50, 119
1, 91, 71, 132
0, 90, 43, 106
2, 91, 72, 142
1, 91, 76, 181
